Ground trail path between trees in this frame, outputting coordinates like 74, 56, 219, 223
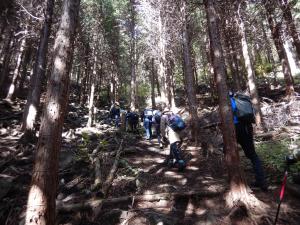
96, 134, 300, 225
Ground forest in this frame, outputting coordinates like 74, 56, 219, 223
1, 0, 300, 224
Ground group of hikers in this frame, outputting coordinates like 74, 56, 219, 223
108, 91, 300, 191
109, 102, 187, 171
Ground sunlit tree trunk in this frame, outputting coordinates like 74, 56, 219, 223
181, 0, 199, 140
80, 42, 89, 106
166, 58, 176, 109
87, 51, 97, 127
264, 1, 294, 96
205, 0, 251, 206
260, 17, 275, 65
22, 0, 55, 141
151, 58, 156, 109
158, 10, 167, 103
25, 0, 80, 224
5, 35, 27, 100
130, 0, 137, 111
279, 0, 300, 58
17, 44, 33, 94
237, 9, 265, 129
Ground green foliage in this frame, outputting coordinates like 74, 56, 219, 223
254, 62, 273, 77
256, 139, 300, 174
98, 139, 109, 150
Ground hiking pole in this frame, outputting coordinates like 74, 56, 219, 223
274, 165, 289, 225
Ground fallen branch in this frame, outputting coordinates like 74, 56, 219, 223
92, 139, 124, 218
94, 157, 102, 187
101, 139, 124, 197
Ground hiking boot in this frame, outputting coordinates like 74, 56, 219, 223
250, 182, 268, 192
159, 143, 163, 149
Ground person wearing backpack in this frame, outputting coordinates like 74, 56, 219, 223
126, 109, 139, 132
160, 108, 186, 171
110, 102, 121, 128
229, 91, 267, 191
143, 108, 153, 140
153, 109, 163, 148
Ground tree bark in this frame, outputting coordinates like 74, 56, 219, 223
158, 9, 167, 103
205, 0, 250, 206
279, 0, 300, 59
17, 45, 33, 94
25, 0, 80, 224
22, 0, 55, 141
150, 58, 156, 109
5, 36, 27, 101
130, 0, 137, 111
181, 0, 199, 140
264, 1, 294, 96
87, 52, 96, 127
166, 58, 176, 109
0, 29, 13, 92
237, 8, 265, 129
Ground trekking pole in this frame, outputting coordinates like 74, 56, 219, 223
274, 165, 289, 225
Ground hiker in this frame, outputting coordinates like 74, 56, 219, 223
160, 108, 186, 171
143, 108, 153, 140
153, 108, 163, 148
110, 102, 121, 128
126, 109, 139, 132
230, 91, 267, 191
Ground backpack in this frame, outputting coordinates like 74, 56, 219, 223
234, 94, 255, 123
153, 110, 162, 123
169, 114, 186, 131
144, 109, 153, 119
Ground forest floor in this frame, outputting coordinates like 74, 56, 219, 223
1, 91, 300, 225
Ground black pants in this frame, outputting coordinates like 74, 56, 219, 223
235, 123, 265, 185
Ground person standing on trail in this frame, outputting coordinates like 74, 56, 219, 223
110, 102, 121, 128
153, 108, 163, 149
229, 92, 267, 191
126, 108, 139, 132
143, 108, 153, 140
160, 108, 186, 171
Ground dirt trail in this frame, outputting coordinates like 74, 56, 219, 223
99, 135, 300, 225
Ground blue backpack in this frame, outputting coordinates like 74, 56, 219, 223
169, 114, 186, 131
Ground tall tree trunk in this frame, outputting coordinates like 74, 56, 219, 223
181, 0, 199, 140
158, 10, 167, 103
264, 1, 294, 96
129, 0, 137, 111
5, 36, 27, 101
166, 58, 176, 109
17, 45, 33, 94
260, 17, 275, 65
156, 68, 161, 97
87, 52, 96, 127
22, 0, 55, 141
25, 0, 80, 224
280, 0, 300, 58
237, 10, 265, 129
205, 0, 251, 206
0, 30, 13, 92
151, 58, 156, 109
